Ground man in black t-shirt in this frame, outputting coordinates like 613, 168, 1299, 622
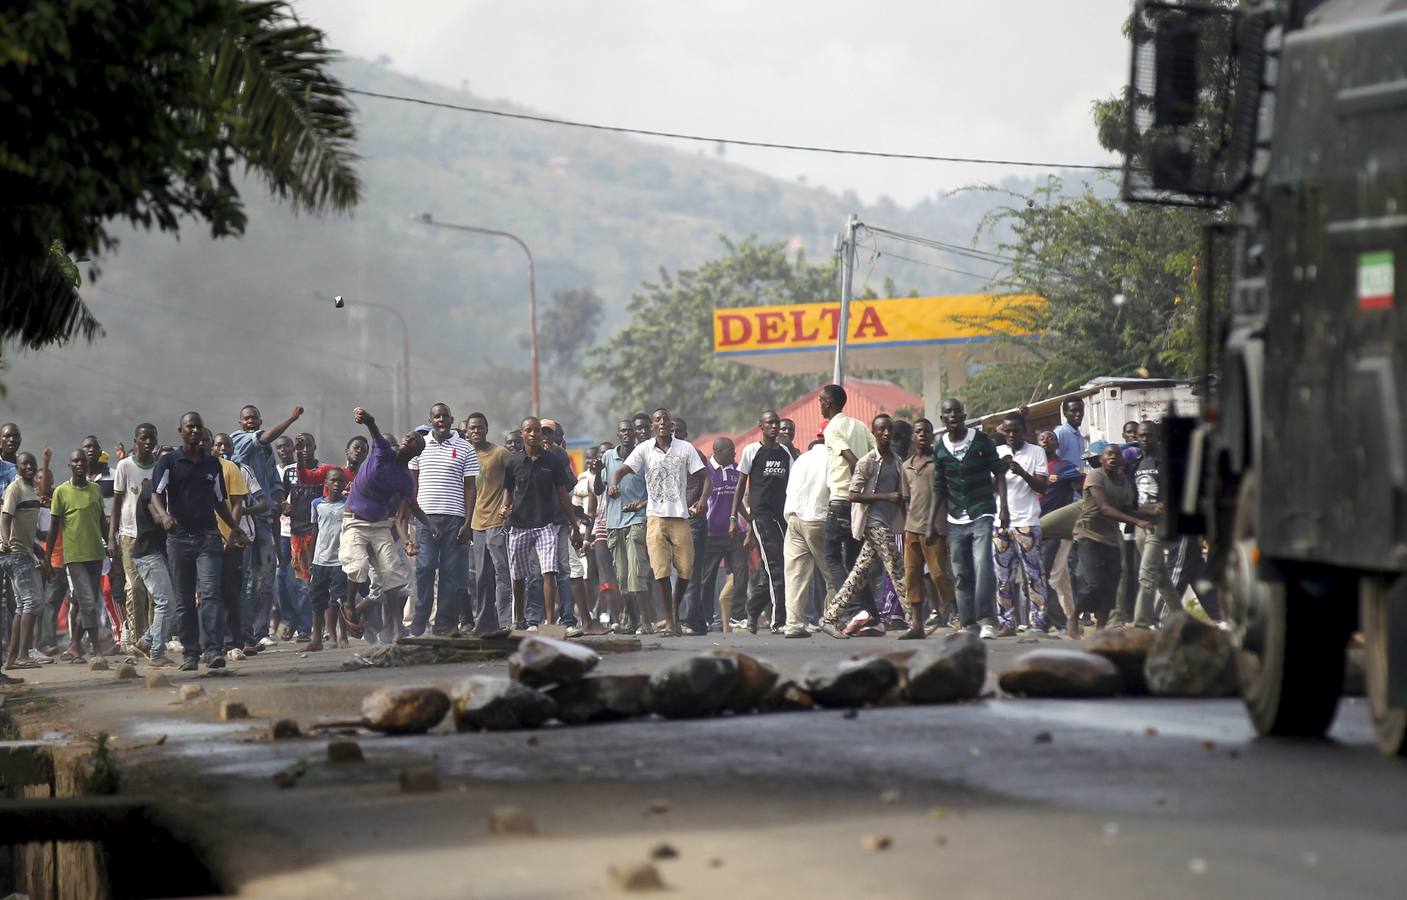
1131, 421, 1182, 627
501, 417, 580, 633
151, 411, 242, 671
732, 410, 792, 632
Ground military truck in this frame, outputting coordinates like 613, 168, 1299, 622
1123, 0, 1406, 755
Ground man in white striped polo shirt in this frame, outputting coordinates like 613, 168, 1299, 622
408, 403, 478, 635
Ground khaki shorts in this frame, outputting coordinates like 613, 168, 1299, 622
339, 517, 412, 594
645, 516, 694, 581
608, 523, 650, 593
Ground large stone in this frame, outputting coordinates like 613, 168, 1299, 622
802, 656, 900, 708
643, 655, 740, 719
509, 636, 601, 688
1143, 613, 1238, 697
904, 632, 987, 704
452, 676, 557, 731
547, 674, 650, 725
849, 647, 919, 672
999, 649, 1122, 698
269, 719, 302, 740
707, 648, 780, 711
609, 862, 667, 893
1083, 627, 1158, 694
758, 679, 815, 713
361, 686, 451, 734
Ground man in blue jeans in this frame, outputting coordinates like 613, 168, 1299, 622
231, 404, 301, 649
150, 412, 245, 671
408, 403, 478, 635
465, 413, 513, 637
932, 398, 1009, 640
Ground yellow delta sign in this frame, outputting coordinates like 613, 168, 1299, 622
712, 294, 1042, 357
711, 294, 1045, 414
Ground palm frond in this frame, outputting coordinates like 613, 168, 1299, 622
0, 246, 104, 348
208, 0, 361, 214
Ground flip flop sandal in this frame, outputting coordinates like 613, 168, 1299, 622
338, 605, 364, 640
8, 659, 41, 669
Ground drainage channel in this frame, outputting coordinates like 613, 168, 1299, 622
1, 739, 223, 899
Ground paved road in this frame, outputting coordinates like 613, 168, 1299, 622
6, 631, 1407, 899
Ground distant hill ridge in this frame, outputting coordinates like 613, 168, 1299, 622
7, 56, 1082, 452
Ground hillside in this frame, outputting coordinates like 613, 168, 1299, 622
2, 57, 1100, 452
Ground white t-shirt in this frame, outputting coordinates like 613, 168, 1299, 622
941, 429, 976, 460
112, 456, 156, 538
623, 437, 705, 519
997, 442, 1047, 528
278, 463, 294, 538
784, 445, 830, 523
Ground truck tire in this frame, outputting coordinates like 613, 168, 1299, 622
1361, 578, 1407, 757
1228, 474, 1347, 737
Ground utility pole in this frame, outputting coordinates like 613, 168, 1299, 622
319, 292, 413, 434
413, 213, 540, 417
832, 214, 860, 385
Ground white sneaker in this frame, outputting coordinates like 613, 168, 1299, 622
526, 624, 539, 632
979, 624, 998, 640
258, 636, 278, 648
226, 648, 246, 661
28, 648, 54, 664
167, 638, 183, 653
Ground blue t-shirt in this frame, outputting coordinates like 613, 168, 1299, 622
1054, 421, 1085, 473
0, 459, 16, 498
230, 430, 283, 514
601, 446, 646, 529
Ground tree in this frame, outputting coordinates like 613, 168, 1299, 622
1, 0, 360, 348
582, 238, 834, 435
955, 1, 1237, 415
956, 176, 1202, 414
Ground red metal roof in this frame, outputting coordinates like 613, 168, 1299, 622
693, 378, 924, 453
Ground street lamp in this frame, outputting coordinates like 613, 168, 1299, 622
412, 212, 540, 417
314, 291, 413, 434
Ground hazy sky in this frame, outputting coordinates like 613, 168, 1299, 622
294, 0, 1132, 206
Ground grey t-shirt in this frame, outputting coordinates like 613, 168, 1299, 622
311, 497, 346, 567
866, 456, 901, 529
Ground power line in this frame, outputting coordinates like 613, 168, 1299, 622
870, 249, 1001, 283
345, 87, 1122, 172
863, 225, 1016, 264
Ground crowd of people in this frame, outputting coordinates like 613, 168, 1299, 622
0, 386, 1219, 680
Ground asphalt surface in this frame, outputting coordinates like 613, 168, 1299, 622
5, 629, 1407, 899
